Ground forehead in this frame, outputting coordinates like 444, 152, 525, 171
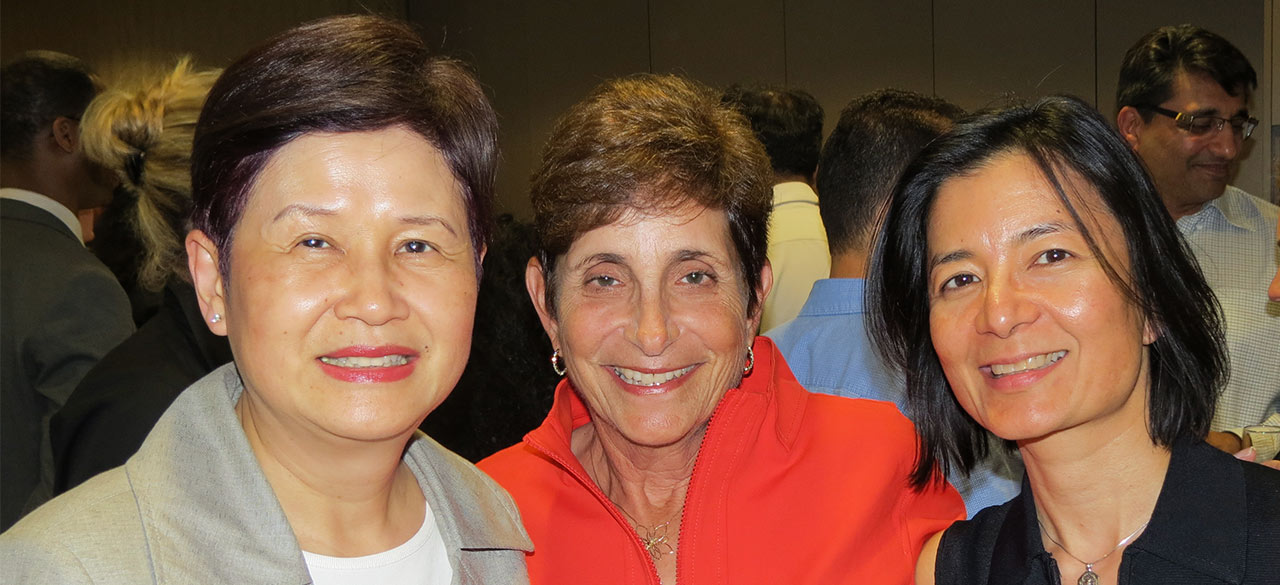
245, 127, 465, 219
567, 204, 734, 260
1163, 70, 1249, 114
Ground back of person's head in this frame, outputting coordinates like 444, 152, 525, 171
721, 84, 823, 180
1116, 24, 1256, 116
817, 89, 963, 256
868, 94, 1225, 490
191, 14, 497, 278
80, 58, 221, 292
1, 51, 98, 161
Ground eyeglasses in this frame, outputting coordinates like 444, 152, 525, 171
1140, 105, 1258, 139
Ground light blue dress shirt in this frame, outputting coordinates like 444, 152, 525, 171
766, 278, 1023, 518
1176, 186, 1280, 431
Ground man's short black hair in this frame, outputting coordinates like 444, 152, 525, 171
1116, 24, 1256, 118
816, 89, 963, 255
721, 84, 823, 179
1, 51, 98, 160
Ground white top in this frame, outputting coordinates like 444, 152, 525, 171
303, 500, 453, 585
761, 181, 830, 331
0, 187, 84, 244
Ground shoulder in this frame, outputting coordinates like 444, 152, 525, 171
802, 392, 916, 442
477, 440, 555, 493
0, 468, 149, 582
408, 435, 529, 529
933, 499, 1014, 584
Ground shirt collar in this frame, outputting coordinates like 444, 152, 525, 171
1182, 186, 1256, 232
772, 182, 819, 206
0, 187, 84, 244
795, 278, 865, 317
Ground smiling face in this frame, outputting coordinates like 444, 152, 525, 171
1126, 70, 1250, 219
530, 204, 764, 449
925, 152, 1154, 443
193, 127, 480, 444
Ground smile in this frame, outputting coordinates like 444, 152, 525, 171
989, 350, 1066, 378
611, 365, 696, 387
318, 354, 412, 368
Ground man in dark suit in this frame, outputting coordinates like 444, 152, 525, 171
1, 51, 133, 530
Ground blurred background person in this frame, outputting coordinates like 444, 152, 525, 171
0, 51, 132, 531
768, 89, 1022, 517
481, 73, 962, 585
1115, 25, 1278, 451
870, 95, 1279, 585
1, 16, 531, 583
49, 58, 231, 494
421, 213, 557, 462
722, 84, 828, 331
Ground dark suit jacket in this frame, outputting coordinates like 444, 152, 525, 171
0, 198, 133, 530
51, 281, 233, 493
937, 439, 1280, 584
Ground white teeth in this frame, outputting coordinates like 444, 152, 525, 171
612, 365, 696, 387
990, 350, 1066, 377
319, 355, 410, 368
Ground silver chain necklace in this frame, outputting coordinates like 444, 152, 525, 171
1038, 518, 1150, 585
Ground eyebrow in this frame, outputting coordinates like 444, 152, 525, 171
928, 221, 1075, 271
271, 204, 457, 236
573, 252, 626, 271
1188, 106, 1250, 119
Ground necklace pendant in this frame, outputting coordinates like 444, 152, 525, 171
1077, 568, 1100, 585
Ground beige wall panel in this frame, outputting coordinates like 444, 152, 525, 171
1097, 0, 1269, 201
1, 0, 403, 70
649, 0, 786, 89
785, 0, 933, 137
934, 0, 1095, 111
412, 0, 649, 218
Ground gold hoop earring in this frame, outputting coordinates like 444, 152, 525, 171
551, 348, 567, 376
742, 346, 754, 375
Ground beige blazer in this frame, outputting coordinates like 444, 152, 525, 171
0, 364, 532, 584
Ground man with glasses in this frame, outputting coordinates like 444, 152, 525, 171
1116, 25, 1279, 458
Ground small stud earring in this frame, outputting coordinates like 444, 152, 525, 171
210, 313, 222, 324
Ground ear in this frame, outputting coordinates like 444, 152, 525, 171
1116, 106, 1146, 151
1141, 318, 1159, 346
525, 256, 560, 347
749, 258, 775, 334
50, 117, 79, 154
186, 229, 229, 336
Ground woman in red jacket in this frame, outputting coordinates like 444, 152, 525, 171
479, 74, 964, 585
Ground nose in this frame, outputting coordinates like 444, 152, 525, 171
975, 277, 1038, 339
627, 288, 678, 355
1207, 124, 1241, 160
333, 257, 410, 326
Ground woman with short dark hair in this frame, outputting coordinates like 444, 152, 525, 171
480, 73, 964, 585
868, 94, 1280, 585
1, 15, 531, 584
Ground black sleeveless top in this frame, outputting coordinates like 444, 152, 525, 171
935, 439, 1280, 585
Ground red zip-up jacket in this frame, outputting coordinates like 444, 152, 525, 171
480, 336, 965, 584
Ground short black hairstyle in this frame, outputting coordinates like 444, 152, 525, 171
721, 84, 823, 179
1116, 24, 1257, 118
1, 51, 98, 160
816, 89, 963, 255
867, 95, 1226, 490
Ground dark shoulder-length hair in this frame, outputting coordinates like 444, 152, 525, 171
190, 14, 497, 278
867, 95, 1226, 490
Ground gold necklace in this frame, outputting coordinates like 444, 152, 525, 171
1038, 517, 1150, 585
619, 506, 680, 562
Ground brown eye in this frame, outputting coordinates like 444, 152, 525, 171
1034, 249, 1072, 265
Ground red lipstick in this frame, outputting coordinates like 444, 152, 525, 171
317, 345, 418, 383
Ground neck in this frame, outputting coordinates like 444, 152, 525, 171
0, 159, 77, 212
1020, 418, 1169, 564
773, 172, 812, 188
235, 391, 424, 557
573, 421, 698, 525
829, 249, 869, 280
